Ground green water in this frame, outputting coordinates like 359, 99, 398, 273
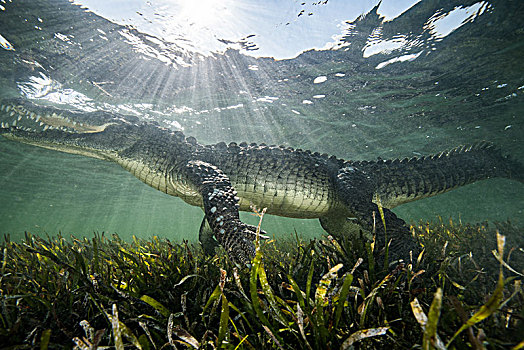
0, 0, 523, 242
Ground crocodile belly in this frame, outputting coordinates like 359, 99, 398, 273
233, 175, 333, 219
118, 158, 170, 194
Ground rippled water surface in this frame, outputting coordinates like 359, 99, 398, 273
0, 0, 522, 241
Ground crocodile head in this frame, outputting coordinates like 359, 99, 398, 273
0, 99, 145, 160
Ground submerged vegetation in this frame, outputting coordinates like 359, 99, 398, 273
0, 218, 523, 349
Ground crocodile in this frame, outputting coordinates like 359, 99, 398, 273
1, 99, 523, 264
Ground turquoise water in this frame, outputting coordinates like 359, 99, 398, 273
0, 0, 522, 242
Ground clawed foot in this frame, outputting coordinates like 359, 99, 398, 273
226, 223, 269, 265
241, 223, 269, 240
203, 220, 269, 266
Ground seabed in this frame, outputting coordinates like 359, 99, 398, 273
0, 219, 522, 349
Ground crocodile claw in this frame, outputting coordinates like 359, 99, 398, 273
242, 223, 269, 240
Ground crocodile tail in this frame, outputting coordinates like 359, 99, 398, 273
357, 141, 523, 208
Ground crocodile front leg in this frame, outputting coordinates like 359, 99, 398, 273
185, 160, 264, 264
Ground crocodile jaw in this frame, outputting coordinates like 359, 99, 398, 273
0, 102, 114, 132
0, 101, 122, 160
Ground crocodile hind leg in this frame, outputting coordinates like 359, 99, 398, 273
354, 203, 419, 263
184, 160, 266, 264
319, 214, 371, 241
321, 166, 419, 263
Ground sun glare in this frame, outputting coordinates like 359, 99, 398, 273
178, 0, 228, 29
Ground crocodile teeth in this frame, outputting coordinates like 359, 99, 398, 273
12, 120, 17, 126
5, 105, 12, 112
9, 111, 15, 117
30, 112, 36, 119
36, 115, 41, 122
1, 122, 4, 128
43, 125, 49, 131
17, 115, 22, 121
39, 122, 44, 126
0, 105, 4, 111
